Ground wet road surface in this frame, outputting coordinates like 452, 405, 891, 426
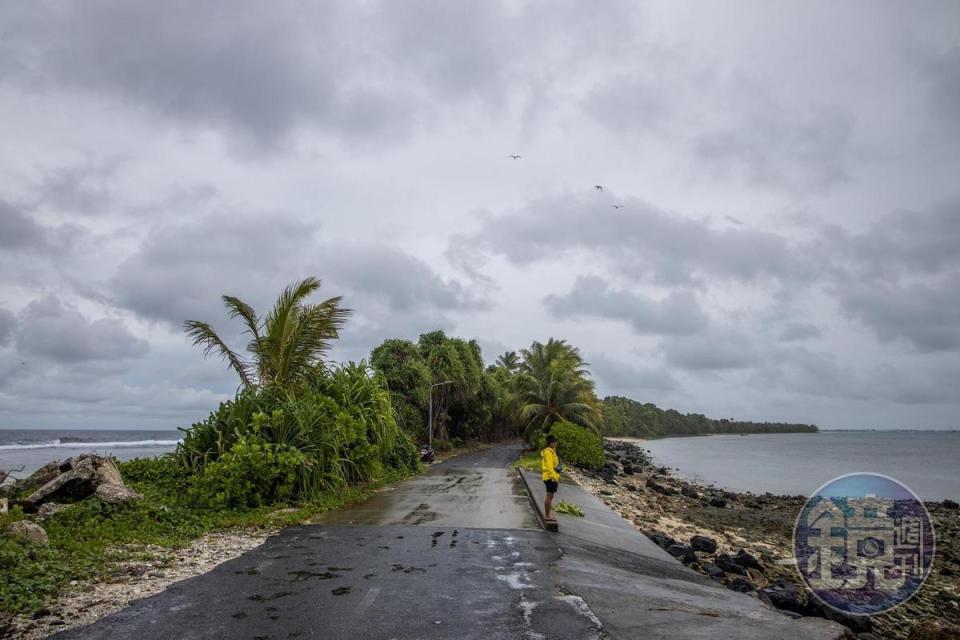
310, 442, 539, 530
53, 443, 846, 640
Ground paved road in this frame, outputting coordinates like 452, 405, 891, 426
54, 443, 846, 640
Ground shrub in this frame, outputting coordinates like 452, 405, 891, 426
539, 421, 604, 469
188, 435, 307, 509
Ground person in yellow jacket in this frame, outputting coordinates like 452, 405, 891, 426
541, 434, 563, 522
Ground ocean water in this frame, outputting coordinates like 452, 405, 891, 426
637, 431, 960, 501
0, 429, 182, 479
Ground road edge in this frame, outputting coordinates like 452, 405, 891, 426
516, 468, 558, 532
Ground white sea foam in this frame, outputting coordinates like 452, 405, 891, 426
0, 439, 181, 451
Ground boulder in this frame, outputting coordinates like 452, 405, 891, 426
715, 553, 747, 575
646, 532, 679, 550
681, 486, 699, 499
709, 497, 727, 508
6, 462, 60, 498
24, 455, 140, 509
622, 464, 634, 475
95, 483, 142, 504
758, 579, 802, 613
646, 479, 677, 496
690, 535, 718, 553
666, 544, 697, 564
701, 562, 724, 579
734, 549, 763, 571
727, 577, 755, 593
8, 520, 49, 546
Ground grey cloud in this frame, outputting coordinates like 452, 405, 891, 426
694, 106, 853, 190
779, 322, 821, 342
0, 308, 15, 346
0, 1, 636, 149
660, 331, 760, 371
33, 159, 119, 215
544, 276, 707, 336
0, 199, 46, 250
109, 212, 484, 332
320, 244, 486, 313
838, 198, 960, 277
16, 295, 148, 362
459, 193, 815, 285
838, 277, 960, 352
591, 353, 678, 394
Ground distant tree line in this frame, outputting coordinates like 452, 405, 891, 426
600, 395, 818, 438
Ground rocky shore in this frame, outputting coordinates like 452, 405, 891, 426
570, 439, 960, 640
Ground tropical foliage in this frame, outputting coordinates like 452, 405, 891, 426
183, 277, 350, 388
536, 420, 604, 469
512, 339, 601, 445
175, 363, 419, 503
600, 396, 818, 438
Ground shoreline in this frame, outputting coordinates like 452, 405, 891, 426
7, 529, 274, 639
571, 439, 959, 640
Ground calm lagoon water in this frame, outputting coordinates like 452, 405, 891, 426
638, 431, 960, 501
0, 429, 181, 478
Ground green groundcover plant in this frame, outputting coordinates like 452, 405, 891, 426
554, 502, 585, 517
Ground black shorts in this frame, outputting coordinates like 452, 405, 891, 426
544, 479, 558, 493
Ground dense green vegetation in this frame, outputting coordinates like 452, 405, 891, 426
600, 396, 818, 438
0, 457, 410, 616
1, 275, 815, 620
536, 421, 604, 469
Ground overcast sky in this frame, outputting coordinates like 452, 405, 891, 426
1, 1, 958, 431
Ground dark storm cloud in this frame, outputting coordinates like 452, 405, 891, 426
0, 1, 635, 148
544, 275, 707, 336
15, 295, 148, 362
0, 199, 46, 250
458, 193, 815, 285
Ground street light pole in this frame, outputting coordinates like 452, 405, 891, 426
428, 380, 453, 448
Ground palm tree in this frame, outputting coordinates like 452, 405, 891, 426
184, 277, 350, 388
513, 339, 601, 444
495, 351, 520, 373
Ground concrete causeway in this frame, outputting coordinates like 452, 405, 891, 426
53, 443, 847, 640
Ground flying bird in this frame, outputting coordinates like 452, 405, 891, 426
594, 185, 603, 191
507, 155, 522, 160
611, 204, 623, 209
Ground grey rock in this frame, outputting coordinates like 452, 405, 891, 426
715, 553, 747, 575
734, 548, 763, 571
701, 562, 724, 578
24, 455, 138, 509
8, 520, 49, 545
36, 503, 70, 522
666, 544, 697, 564
95, 482, 142, 504
690, 535, 718, 553
727, 576, 755, 593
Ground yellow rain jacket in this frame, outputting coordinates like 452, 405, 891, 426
541, 446, 560, 482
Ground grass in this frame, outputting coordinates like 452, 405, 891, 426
512, 450, 541, 472
0, 458, 419, 617
554, 501, 585, 517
